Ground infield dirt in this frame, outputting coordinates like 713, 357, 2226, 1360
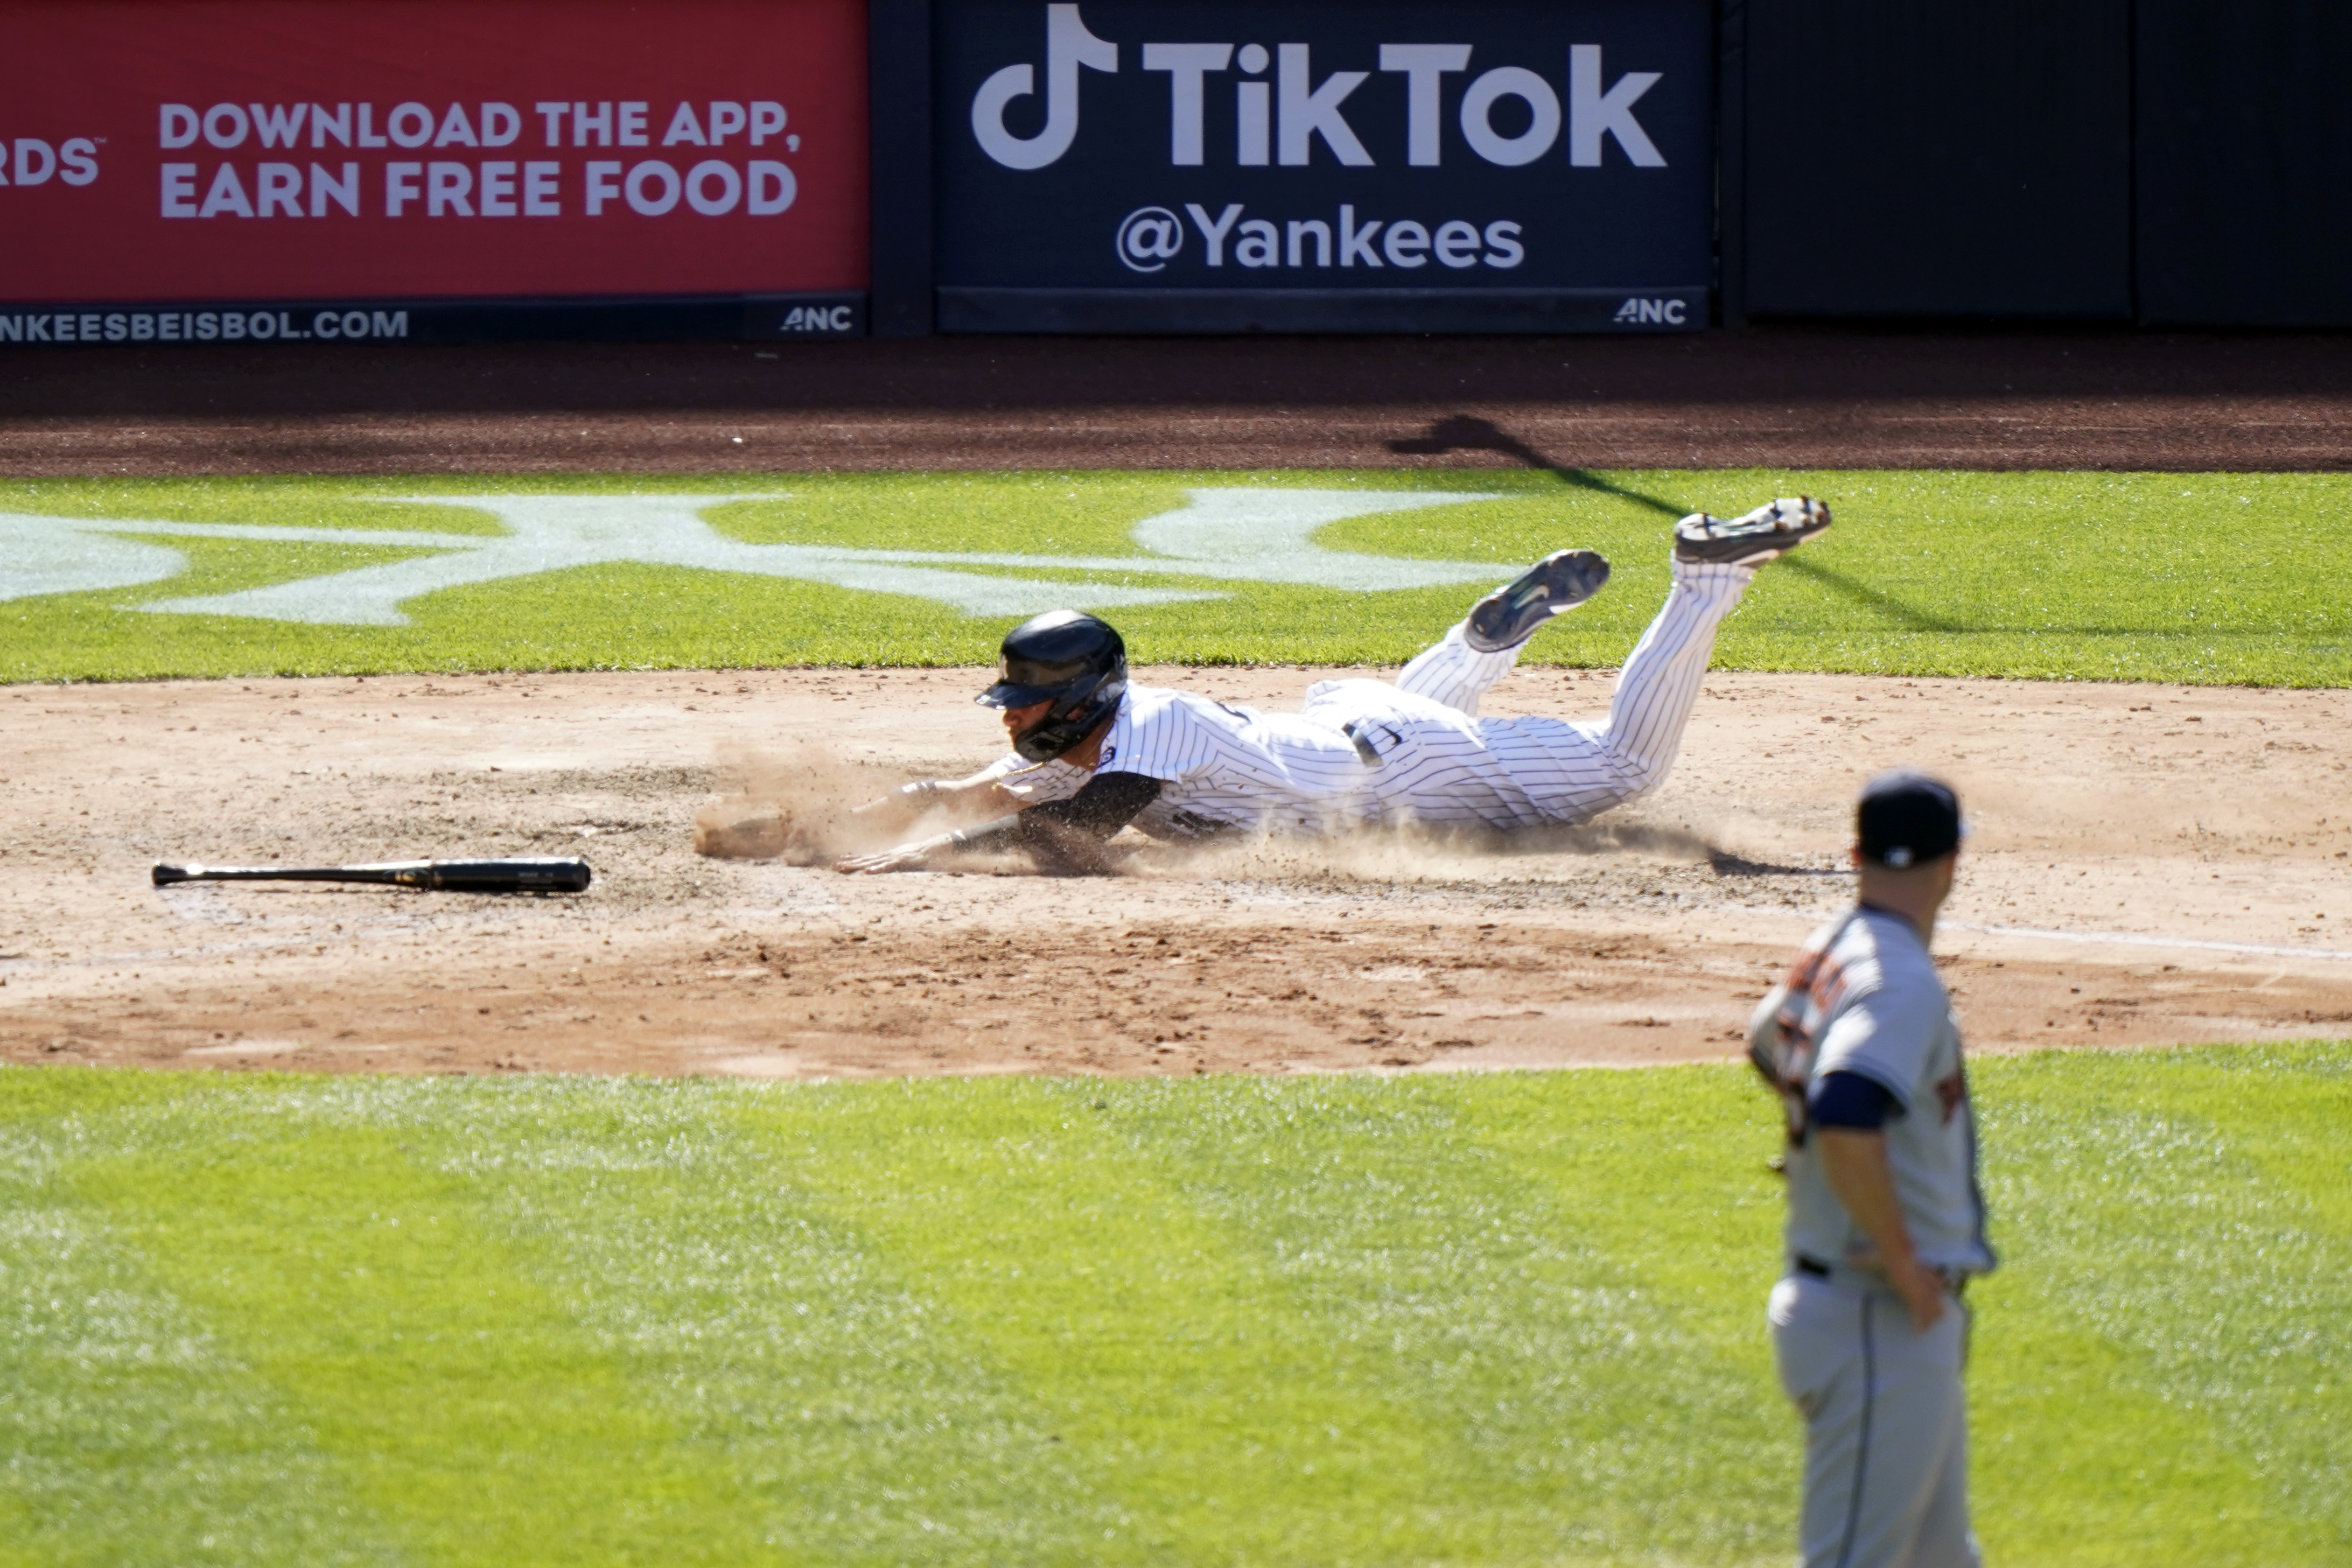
4, 665, 2348, 1080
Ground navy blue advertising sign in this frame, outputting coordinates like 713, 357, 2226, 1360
934, 0, 1712, 332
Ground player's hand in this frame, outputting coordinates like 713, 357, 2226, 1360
1884, 1255, 1949, 1331
834, 834, 953, 874
1891, 1258, 1948, 1331
1843, 1243, 1947, 1331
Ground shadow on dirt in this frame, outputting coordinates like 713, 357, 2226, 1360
1705, 849, 1850, 878
1387, 414, 1691, 517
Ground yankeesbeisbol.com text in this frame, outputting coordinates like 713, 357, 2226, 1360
0, 308, 409, 344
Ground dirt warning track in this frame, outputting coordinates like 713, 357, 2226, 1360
3, 666, 2348, 1080
4, 327, 2351, 476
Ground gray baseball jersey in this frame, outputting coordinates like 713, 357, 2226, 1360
983, 558, 1757, 838
1752, 907, 1996, 1276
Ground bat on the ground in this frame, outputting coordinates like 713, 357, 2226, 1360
152, 857, 592, 893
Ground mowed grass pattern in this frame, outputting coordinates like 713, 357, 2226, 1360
1, 1045, 2345, 1567
1, 469, 2344, 685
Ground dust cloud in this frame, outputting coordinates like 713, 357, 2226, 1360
693, 743, 957, 864
694, 734, 1727, 885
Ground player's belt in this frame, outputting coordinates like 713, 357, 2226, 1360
1794, 1253, 1969, 1299
1340, 719, 1395, 767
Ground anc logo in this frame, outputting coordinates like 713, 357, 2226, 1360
1613, 297, 1689, 324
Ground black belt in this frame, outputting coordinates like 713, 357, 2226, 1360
1340, 719, 1391, 768
1794, 1253, 1968, 1298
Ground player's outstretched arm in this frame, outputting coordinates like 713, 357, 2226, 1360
836, 774, 1161, 876
847, 772, 1024, 837
832, 830, 969, 876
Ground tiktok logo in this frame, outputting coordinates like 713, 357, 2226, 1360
970, 3, 1118, 170
970, 4, 1669, 172
1116, 206, 1184, 271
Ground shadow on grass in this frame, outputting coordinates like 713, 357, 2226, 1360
1775, 555, 1971, 634
1389, 418, 2003, 636
1387, 415, 1690, 518
1774, 557, 2205, 639
1380, 418, 2195, 642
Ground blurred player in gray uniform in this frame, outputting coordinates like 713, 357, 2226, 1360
1748, 771, 1995, 1568
838, 498, 1830, 873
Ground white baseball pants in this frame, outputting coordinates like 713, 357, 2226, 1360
1299, 557, 1755, 830
1769, 1273, 1980, 1568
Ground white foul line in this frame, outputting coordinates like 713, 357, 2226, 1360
1938, 920, 2352, 963
1734, 905, 2352, 963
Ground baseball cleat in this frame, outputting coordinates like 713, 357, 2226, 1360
1462, 548, 1612, 653
1673, 496, 1832, 566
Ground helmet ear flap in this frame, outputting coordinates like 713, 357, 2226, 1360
1011, 668, 1126, 762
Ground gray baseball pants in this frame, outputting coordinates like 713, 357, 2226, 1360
1768, 1273, 1980, 1568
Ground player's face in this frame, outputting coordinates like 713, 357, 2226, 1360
1001, 698, 1053, 743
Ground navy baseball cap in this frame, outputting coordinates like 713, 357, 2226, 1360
1856, 770, 1964, 868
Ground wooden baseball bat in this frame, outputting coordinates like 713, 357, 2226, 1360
151, 857, 592, 893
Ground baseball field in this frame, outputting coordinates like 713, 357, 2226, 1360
3, 333, 2349, 1564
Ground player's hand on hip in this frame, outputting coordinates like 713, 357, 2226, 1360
1844, 1242, 1948, 1331
1884, 1255, 1949, 1331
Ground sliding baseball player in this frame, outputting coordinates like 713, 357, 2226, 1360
838, 498, 1830, 873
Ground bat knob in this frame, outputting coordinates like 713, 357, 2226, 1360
152, 864, 193, 886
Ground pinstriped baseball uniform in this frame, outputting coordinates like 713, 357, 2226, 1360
989, 684, 1373, 838
985, 557, 1756, 836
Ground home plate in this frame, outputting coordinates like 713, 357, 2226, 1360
705, 1053, 811, 1078
184, 1038, 307, 1058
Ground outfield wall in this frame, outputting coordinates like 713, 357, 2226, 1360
2, 0, 2345, 340
0, 0, 872, 343
925, 0, 1713, 335
1727, 0, 2352, 330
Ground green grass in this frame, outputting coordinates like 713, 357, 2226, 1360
3, 468, 2347, 685
1, 1043, 2344, 1566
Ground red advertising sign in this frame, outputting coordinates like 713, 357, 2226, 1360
0, 0, 868, 305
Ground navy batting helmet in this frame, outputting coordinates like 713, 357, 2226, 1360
978, 611, 1129, 762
